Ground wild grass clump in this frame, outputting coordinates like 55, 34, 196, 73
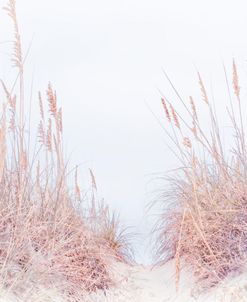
89, 201, 135, 264
0, 0, 133, 300
155, 60, 247, 289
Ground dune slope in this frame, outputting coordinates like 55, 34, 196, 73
86, 261, 247, 302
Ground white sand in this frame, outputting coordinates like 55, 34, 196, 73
1, 261, 247, 301
87, 261, 247, 302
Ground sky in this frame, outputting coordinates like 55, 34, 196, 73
0, 0, 247, 263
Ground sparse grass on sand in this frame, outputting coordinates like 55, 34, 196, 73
0, 1, 133, 301
155, 60, 247, 290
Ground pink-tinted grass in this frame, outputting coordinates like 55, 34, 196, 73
0, 1, 133, 300
155, 61, 247, 289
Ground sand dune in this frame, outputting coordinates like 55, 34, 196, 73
0, 260, 247, 301
86, 261, 247, 302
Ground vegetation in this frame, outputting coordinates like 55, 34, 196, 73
0, 1, 133, 300
155, 60, 247, 289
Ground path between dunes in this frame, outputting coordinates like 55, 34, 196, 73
1, 260, 247, 301
88, 261, 247, 302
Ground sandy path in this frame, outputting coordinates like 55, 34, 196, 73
1, 261, 247, 301
88, 261, 247, 302
87, 262, 195, 302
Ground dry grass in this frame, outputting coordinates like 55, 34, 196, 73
155, 61, 247, 289
0, 0, 133, 300
89, 200, 135, 264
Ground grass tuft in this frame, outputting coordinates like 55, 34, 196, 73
0, 1, 133, 300
155, 60, 247, 289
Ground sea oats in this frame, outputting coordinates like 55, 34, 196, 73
198, 73, 209, 104
232, 59, 240, 99
170, 104, 180, 129
161, 97, 171, 122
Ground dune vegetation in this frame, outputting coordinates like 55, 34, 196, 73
1, 0, 247, 302
155, 60, 247, 291
0, 1, 133, 301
